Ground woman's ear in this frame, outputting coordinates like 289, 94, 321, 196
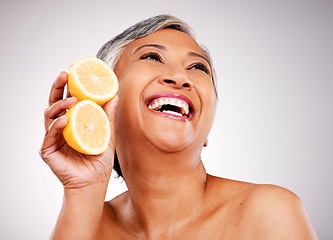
203, 139, 208, 147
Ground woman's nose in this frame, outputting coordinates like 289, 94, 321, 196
158, 67, 193, 90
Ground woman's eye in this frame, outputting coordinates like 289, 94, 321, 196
190, 62, 210, 75
140, 52, 163, 63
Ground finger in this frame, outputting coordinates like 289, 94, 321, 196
103, 95, 118, 150
44, 97, 78, 130
40, 114, 68, 163
48, 72, 68, 106
66, 87, 71, 98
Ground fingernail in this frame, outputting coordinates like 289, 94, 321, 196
60, 114, 68, 121
67, 97, 77, 102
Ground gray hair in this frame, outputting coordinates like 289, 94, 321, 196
96, 14, 217, 95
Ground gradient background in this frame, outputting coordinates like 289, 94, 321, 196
0, 0, 332, 239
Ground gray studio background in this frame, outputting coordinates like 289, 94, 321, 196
0, 0, 332, 239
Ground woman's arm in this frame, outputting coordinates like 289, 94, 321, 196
40, 72, 118, 239
50, 185, 107, 240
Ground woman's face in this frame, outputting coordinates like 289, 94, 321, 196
114, 29, 216, 153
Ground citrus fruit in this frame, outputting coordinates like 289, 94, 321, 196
68, 56, 118, 105
63, 99, 111, 155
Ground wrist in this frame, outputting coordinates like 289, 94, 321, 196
63, 182, 108, 201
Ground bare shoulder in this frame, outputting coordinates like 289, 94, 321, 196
245, 184, 317, 239
205, 175, 317, 239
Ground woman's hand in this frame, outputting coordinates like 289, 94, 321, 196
40, 72, 118, 190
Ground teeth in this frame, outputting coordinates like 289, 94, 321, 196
148, 97, 190, 117
183, 101, 189, 115
155, 101, 161, 110
175, 99, 182, 108
184, 103, 189, 115
162, 110, 183, 116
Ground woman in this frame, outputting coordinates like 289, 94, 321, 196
40, 15, 317, 239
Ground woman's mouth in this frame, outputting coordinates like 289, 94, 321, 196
146, 93, 194, 120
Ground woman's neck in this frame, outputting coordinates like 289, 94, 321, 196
119, 152, 208, 238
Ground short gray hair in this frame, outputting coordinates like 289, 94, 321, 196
96, 14, 217, 95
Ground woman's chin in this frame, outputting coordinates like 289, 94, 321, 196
146, 132, 193, 153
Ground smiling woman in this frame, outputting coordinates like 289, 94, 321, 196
40, 14, 317, 239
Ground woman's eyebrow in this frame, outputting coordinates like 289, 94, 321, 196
134, 44, 166, 54
188, 52, 210, 65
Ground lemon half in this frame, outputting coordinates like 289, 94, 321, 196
68, 56, 118, 105
63, 100, 111, 155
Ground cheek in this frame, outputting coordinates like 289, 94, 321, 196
196, 84, 217, 129
117, 64, 159, 91
190, 71, 215, 93
115, 67, 151, 129
117, 71, 142, 99
194, 77, 216, 108
204, 91, 217, 120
